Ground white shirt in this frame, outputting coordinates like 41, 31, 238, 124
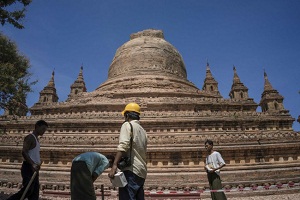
206, 151, 225, 175
117, 120, 147, 179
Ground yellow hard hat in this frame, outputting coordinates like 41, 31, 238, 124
122, 102, 141, 116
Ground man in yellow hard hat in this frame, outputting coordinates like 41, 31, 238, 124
109, 102, 147, 200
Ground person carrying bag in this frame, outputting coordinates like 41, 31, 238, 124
109, 103, 147, 200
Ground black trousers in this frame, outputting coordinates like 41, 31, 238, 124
7, 161, 39, 200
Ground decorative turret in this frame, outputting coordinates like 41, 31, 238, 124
229, 66, 249, 100
68, 66, 87, 100
37, 71, 58, 104
259, 71, 285, 112
202, 62, 221, 97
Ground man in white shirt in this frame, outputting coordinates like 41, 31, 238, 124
205, 139, 227, 200
108, 103, 147, 200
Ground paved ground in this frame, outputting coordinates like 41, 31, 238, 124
1, 189, 300, 200
226, 193, 300, 200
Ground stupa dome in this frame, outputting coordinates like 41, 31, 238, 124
97, 29, 200, 94
107, 29, 187, 80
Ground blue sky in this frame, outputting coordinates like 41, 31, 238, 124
1, 0, 299, 130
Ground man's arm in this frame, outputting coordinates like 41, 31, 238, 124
211, 163, 226, 172
92, 172, 98, 182
108, 151, 123, 178
93, 156, 110, 182
108, 123, 131, 178
210, 152, 226, 173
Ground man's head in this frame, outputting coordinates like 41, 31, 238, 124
122, 103, 141, 121
35, 120, 48, 136
205, 139, 213, 152
106, 155, 115, 168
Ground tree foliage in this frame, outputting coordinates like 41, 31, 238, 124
0, 32, 36, 116
0, 0, 32, 29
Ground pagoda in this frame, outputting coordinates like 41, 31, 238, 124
0, 29, 299, 196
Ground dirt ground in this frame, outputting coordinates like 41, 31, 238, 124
1, 193, 300, 200
1, 189, 300, 200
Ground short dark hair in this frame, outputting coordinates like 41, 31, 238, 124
125, 111, 140, 120
35, 120, 48, 129
205, 139, 213, 146
106, 155, 115, 162
106, 155, 115, 167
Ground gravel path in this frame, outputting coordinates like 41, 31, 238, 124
1, 190, 300, 200
203, 193, 300, 200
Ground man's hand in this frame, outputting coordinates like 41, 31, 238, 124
92, 172, 98, 182
108, 164, 118, 179
108, 151, 124, 179
32, 163, 40, 171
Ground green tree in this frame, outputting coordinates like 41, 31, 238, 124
0, 0, 32, 29
0, 33, 36, 116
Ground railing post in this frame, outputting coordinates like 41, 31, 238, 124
101, 184, 104, 200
